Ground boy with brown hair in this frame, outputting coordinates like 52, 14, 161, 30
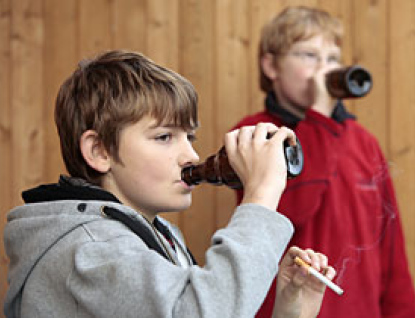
232, 6, 415, 318
4, 50, 335, 318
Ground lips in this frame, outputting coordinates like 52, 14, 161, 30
178, 180, 194, 191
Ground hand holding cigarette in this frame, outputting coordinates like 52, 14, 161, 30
273, 246, 340, 318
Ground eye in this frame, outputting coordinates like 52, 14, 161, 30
328, 55, 341, 64
155, 133, 172, 142
304, 51, 318, 60
187, 133, 197, 143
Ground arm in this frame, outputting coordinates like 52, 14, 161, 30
227, 121, 338, 318
69, 203, 294, 318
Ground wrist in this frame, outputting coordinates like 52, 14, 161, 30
241, 184, 284, 211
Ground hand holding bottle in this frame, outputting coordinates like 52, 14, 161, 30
225, 123, 297, 211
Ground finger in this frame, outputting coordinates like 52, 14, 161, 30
291, 248, 332, 274
284, 246, 312, 266
237, 126, 256, 149
323, 266, 337, 280
269, 126, 297, 146
281, 127, 297, 146
302, 250, 337, 282
315, 252, 329, 269
224, 129, 239, 154
252, 122, 277, 142
305, 248, 322, 271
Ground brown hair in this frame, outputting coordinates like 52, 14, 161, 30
259, 6, 343, 92
55, 50, 198, 185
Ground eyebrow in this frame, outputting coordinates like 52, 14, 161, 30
149, 122, 179, 129
149, 122, 197, 132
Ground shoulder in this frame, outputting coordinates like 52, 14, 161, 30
344, 119, 383, 149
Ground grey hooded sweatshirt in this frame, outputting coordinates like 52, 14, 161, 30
3, 177, 293, 318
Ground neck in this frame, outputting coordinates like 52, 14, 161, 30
272, 87, 307, 119
278, 101, 306, 119
101, 177, 158, 222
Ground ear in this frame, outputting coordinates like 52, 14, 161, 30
261, 53, 279, 81
80, 130, 111, 173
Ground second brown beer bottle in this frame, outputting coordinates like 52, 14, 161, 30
326, 65, 372, 99
182, 136, 304, 190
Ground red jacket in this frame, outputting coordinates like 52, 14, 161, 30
233, 104, 415, 318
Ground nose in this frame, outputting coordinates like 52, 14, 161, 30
316, 56, 328, 69
316, 55, 340, 72
315, 58, 336, 77
179, 140, 200, 167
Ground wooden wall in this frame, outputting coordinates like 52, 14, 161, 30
1, 0, 415, 315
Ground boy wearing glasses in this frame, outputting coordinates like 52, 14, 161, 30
232, 6, 415, 318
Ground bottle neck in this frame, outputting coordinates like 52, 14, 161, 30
181, 147, 242, 189
181, 165, 203, 186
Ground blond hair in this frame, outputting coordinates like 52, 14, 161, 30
259, 6, 343, 92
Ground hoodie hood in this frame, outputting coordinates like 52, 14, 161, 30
3, 176, 190, 316
3, 177, 128, 316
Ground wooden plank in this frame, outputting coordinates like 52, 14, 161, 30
0, 0, 12, 316
174, 0, 216, 265
78, 0, 112, 58
113, 0, 147, 53
280, 0, 318, 7
43, 0, 78, 183
214, 0, 252, 228
247, 0, 285, 115
11, 0, 45, 204
0, 0, 12, 211
145, 0, 179, 70
351, 0, 388, 152
388, 0, 415, 284
4, 2, 45, 313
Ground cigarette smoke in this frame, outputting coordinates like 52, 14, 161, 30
334, 161, 399, 285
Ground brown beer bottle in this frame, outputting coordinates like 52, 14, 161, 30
326, 65, 372, 99
182, 137, 304, 190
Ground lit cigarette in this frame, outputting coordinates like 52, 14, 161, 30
294, 257, 344, 296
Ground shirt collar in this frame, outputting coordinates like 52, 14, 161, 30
265, 91, 356, 126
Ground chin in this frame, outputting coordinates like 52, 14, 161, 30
164, 199, 192, 213
179, 198, 192, 211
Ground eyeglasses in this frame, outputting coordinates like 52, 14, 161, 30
287, 50, 341, 67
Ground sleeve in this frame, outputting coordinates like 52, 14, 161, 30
68, 204, 294, 318
376, 147, 415, 318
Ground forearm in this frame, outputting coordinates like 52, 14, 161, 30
176, 203, 294, 317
